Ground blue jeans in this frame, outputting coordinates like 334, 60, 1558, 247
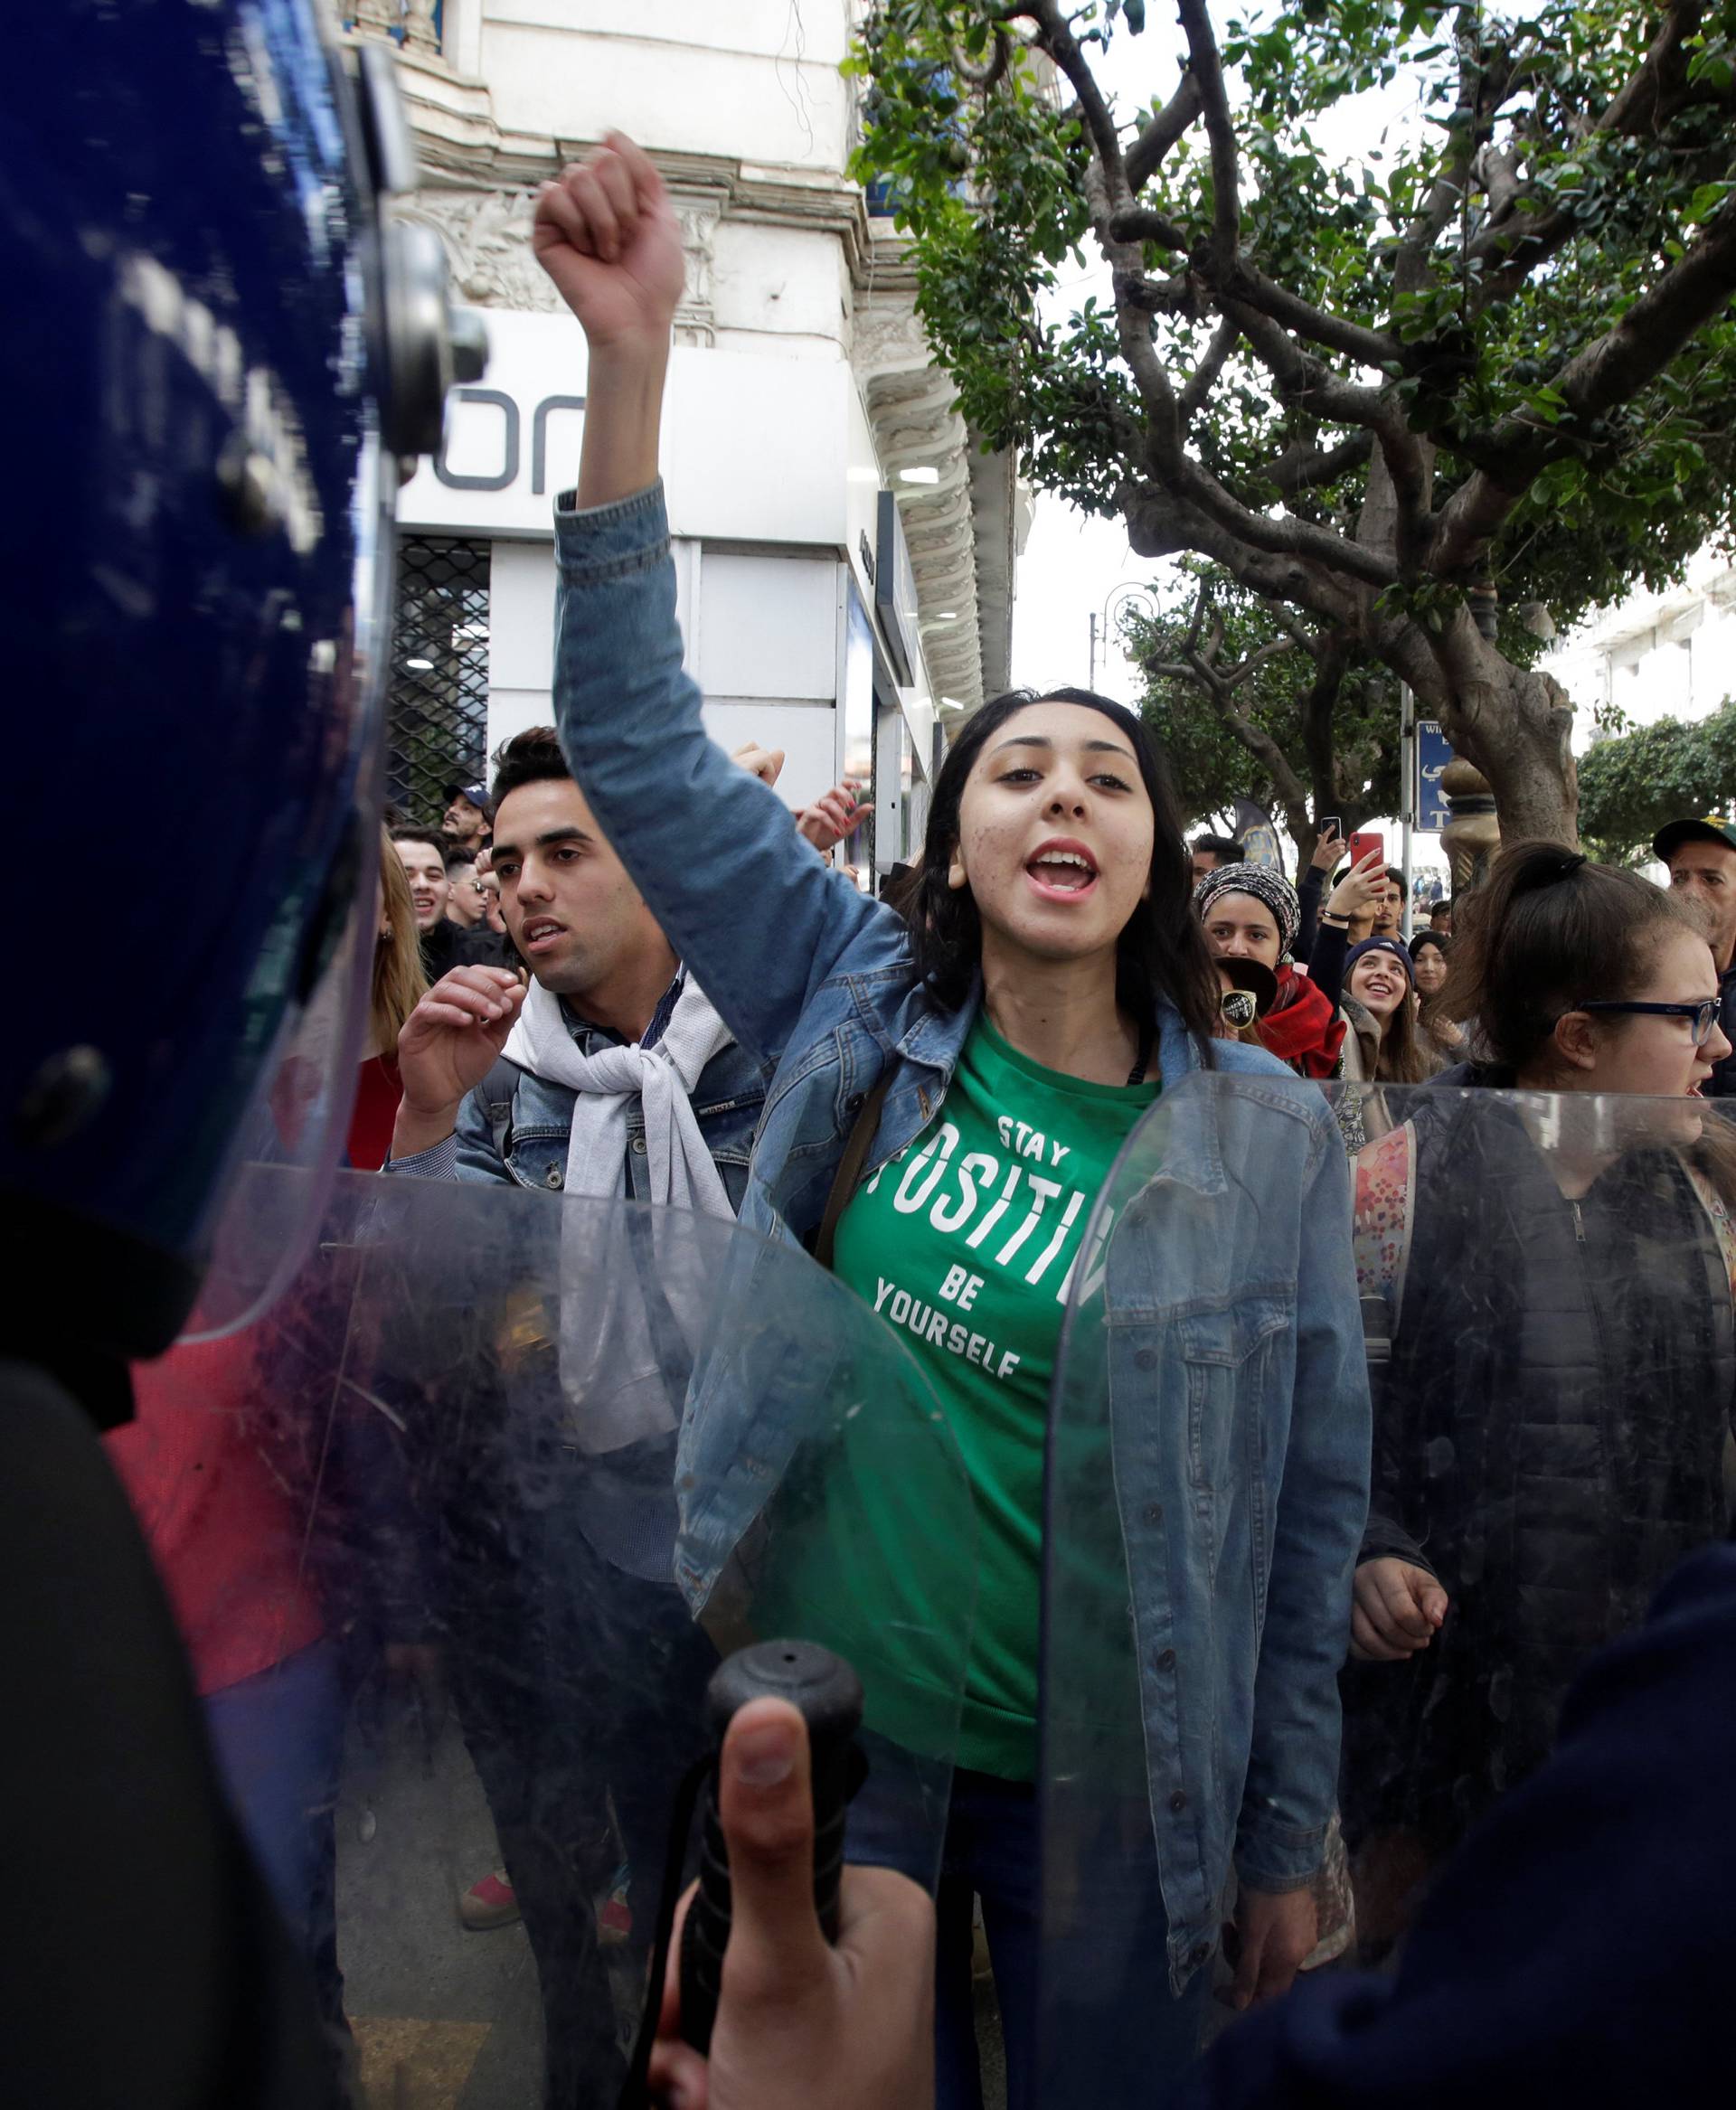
440, 1490, 717, 2110
847, 1748, 1210, 2110
202, 1636, 348, 2039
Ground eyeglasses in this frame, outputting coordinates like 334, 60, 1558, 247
1574, 998, 1722, 1045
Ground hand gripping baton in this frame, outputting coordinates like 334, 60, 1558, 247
678, 1638, 865, 2056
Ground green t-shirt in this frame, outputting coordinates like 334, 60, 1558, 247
829, 1015, 1159, 1779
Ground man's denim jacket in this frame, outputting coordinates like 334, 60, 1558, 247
552, 481, 1371, 1994
388, 975, 770, 1208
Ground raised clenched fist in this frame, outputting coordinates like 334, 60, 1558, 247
532, 132, 685, 353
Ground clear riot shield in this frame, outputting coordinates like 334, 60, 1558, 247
114, 1168, 973, 2109
1040, 1074, 1736, 2105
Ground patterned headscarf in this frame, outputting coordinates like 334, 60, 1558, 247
1194, 862, 1300, 956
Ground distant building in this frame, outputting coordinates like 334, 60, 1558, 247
344, 1, 1031, 869
1543, 543, 1736, 752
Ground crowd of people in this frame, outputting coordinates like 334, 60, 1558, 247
50, 108, 1736, 2110
142, 134, 1732, 2105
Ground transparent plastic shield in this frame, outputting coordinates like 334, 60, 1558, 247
116, 1171, 973, 2105
183, 437, 395, 1347
180, 862, 376, 1343
1041, 1074, 1736, 2104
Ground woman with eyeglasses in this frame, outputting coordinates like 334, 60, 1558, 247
1343, 841, 1736, 1953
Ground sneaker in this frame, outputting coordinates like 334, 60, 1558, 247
597, 1863, 632, 1948
458, 1870, 520, 1932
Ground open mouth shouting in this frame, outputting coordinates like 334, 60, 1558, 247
1024, 836, 1099, 902
519, 916, 568, 956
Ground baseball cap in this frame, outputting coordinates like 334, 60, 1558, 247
1653, 815, 1736, 862
1215, 955, 1279, 1017
443, 779, 489, 811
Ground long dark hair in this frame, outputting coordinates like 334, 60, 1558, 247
1440, 839, 1699, 1070
1350, 959, 1439, 1085
906, 687, 1221, 1052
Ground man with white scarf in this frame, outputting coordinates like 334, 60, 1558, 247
383, 723, 858, 2104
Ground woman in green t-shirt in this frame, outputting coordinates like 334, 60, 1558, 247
535, 137, 1371, 2110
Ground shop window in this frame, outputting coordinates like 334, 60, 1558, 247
386, 537, 490, 829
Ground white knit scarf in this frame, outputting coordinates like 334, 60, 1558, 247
502, 974, 737, 1452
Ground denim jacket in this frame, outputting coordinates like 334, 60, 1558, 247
387, 977, 771, 1210
552, 482, 1371, 1991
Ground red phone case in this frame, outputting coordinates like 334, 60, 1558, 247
1348, 831, 1385, 871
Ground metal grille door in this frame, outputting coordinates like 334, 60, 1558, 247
387, 537, 491, 826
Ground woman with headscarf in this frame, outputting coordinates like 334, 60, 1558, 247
1194, 860, 1384, 1079
1408, 929, 1467, 1061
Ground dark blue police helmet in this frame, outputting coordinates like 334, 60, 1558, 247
1, 3, 483, 1366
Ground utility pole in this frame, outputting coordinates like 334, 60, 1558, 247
1400, 683, 1415, 941
1092, 585, 1157, 695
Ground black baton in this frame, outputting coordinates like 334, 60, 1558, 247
678, 1638, 864, 2057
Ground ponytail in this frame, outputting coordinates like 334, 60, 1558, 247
1439, 839, 1697, 1072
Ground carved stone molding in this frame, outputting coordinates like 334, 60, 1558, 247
398, 186, 561, 314
374, 37, 1014, 711
399, 183, 721, 344
856, 285, 1022, 713
670, 201, 721, 348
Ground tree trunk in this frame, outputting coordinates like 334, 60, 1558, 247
1381, 609, 1580, 849
1439, 660, 1580, 848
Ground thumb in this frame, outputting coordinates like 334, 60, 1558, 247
716, 1697, 828, 1995
1415, 1576, 1449, 1626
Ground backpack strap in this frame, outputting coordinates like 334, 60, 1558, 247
1352, 1120, 1418, 1366
477, 1055, 524, 1165
1684, 1163, 1736, 1305
814, 1070, 893, 1273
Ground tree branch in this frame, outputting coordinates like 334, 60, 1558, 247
1120, 480, 1365, 635
1127, 67, 1203, 193
1108, 206, 1190, 253
1183, 576, 1211, 655
1030, 0, 1132, 204
1215, 298, 1431, 562
946, 26, 1012, 91
1467, 1, 1715, 306
1175, 0, 1241, 268
1394, 31, 1511, 295
1301, 638, 1352, 816
1263, 431, 1376, 493
1222, 635, 1302, 692
1222, 262, 1402, 371
1185, 646, 1315, 823
1431, 186, 1736, 575
1225, 301, 1395, 435
1180, 318, 1240, 424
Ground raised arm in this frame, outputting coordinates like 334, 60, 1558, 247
535, 137, 898, 1063
1309, 850, 1388, 1015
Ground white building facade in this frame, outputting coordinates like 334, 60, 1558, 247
350, 0, 1030, 875
1543, 542, 1736, 752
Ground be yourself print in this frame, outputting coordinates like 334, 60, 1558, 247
861, 1121, 1117, 1380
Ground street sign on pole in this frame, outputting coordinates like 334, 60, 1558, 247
1416, 720, 1454, 834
